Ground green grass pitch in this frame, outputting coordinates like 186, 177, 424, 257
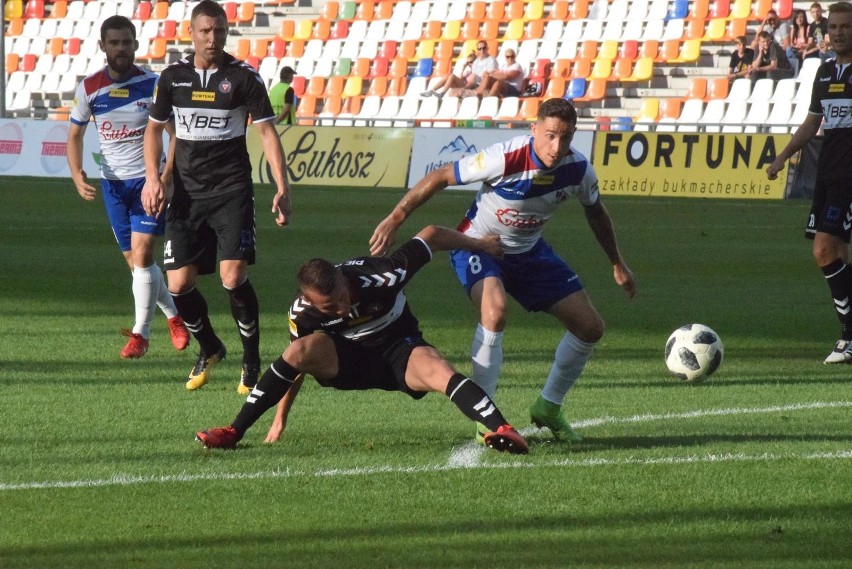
0, 176, 849, 568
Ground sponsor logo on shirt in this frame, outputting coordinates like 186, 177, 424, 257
191, 91, 216, 102
532, 174, 555, 185
829, 84, 846, 93
495, 208, 545, 229
99, 120, 145, 141
172, 82, 193, 87
109, 89, 130, 98
219, 80, 232, 94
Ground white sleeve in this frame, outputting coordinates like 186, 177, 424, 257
69, 81, 91, 126
455, 143, 507, 185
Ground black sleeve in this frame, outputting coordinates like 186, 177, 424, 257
244, 67, 275, 121
284, 87, 295, 105
149, 68, 173, 122
350, 238, 432, 293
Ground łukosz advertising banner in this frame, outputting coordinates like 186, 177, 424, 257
593, 131, 792, 199
248, 125, 413, 187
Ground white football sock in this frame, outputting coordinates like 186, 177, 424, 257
131, 264, 159, 338
541, 331, 596, 406
153, 266, 179, 319
471, 323, 503, 398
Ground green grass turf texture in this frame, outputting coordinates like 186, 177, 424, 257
0, 176, 849, 569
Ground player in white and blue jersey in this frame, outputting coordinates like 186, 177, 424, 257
67, 15, 188, 360
370, 98, 637, 444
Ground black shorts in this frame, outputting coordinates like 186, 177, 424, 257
316, 333, 432, 400
163, 188, 256, 275
806, 177, 852, 243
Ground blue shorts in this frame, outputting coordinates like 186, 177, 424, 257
101, 177, 165, 252
449, 238, 584, 312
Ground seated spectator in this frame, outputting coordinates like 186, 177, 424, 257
803, 2, 829, 61
751, 9, 791, 52
727, 35, 754, 82
422, 41, 497, 98
476, 49, 525, 98
788, 9, 810, 76
749, 30, 794, 82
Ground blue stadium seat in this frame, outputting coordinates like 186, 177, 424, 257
564, 78, 586, 100
412, 58, 433, 78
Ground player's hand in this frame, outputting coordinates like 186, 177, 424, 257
72, 170, 97, 201
264, 415, 285, 443
613, 261, 637, 299
766, 159, 785, 180
477, 234, 504, 259
141, 178, 165, 218
369, 216, 400, 256
272, 187, 292, 227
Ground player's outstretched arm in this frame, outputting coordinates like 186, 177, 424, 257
255, 120, 292, 227
264, 375, 304, 443
583, 200, 637, 298
415, 225, 503, 258
370, 164, 457, 256
67, 123, 97, 201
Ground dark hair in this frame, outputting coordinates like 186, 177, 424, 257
297, 259, 340, 296
100, 15, 136, 42
829, 1, 852, 16
537, 98, 577, 125
279, 66, 295, 82
192, 0, 227, 21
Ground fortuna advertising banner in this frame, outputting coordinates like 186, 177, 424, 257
593, 131, 792, 199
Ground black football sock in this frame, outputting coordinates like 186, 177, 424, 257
445, 373, 508, 432
821, 259, 852, 340
231, 357, 299, 436
172, 286, 222, 355
227, 278, 260, 366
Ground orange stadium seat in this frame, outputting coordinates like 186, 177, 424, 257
321, 1, 339, 20
387, 77, 406, 97
278, 19, 295, 40
467, 1, 486, 20
485, 1, 505, 21
312, 18, 330, 40
355, 1, 374, 20
506, 0, 524, 21
388, 56, 408, 79
366, 76, 388, 97
152, 1, 169, 20
518, 97, 540, 121
290, 75, 306, 97
688, 0, 709, 19
296, 95, 316, 123
523, 20, 543, 41
725, 19, 748, 41
327, 75, 345, 97
570, 0, 589, 19
684, 77, 707, 100
574, 78, 607, 102
306, 76, 326, 97
659, 98, 682, 120
706, 77, 729, 100
48, 0, 66, 19
49, 37, 64, 57
5, 53, 20, 72
224, 2, 238, 23
544, 77, 566, 99
709, 0, 730, 18
270, 37, 286, 58
5, 17, 23, 36
549, 0, 569, 20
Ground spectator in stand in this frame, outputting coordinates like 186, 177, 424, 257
749, 30, 794, 82
804, 2, 829, 61
727, 35, 755, 82
421, 41, 497, 98
476, 49, 525, 98
789, 9, 811, 76
269, 66, 297, 126
751, 9, 791, 53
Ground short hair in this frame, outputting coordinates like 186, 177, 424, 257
758, 30, 772, 40
297, 259, 340, 296
279, 66, 295, 82
192, 0, 226, 21
537, 98, 577, 125
734, 35, 747, 45
829, 2, 852, 16
810, 2, 823, 9
100, 15, 136, 41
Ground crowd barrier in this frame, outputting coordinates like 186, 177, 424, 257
0, 118, 798, 199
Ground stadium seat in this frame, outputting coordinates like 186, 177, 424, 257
24, 0, 44, 19
675, 98, 704, 132
518, 97, 540, 120
574, 78, 607, 102
494, 97, 519, 121
743, 100, 770, 133
776, 0, 793, 19
647, 0, 670, 19
788, 102, 810, 133
373, 96, 401, 127
721, 100, 748, 133
564, 78, 585, 100
5, 0, 23, 20
698, 99, 726, 133
706, 77, 729, 100
725, 78, 752, 102
746, 78, 775, 103
667, 0, 689, 20
766, 100, 793, 133
769, 78, 796, 104
477, 95, 500, 119
588, 0, 608, 20
730, 0, 751, 19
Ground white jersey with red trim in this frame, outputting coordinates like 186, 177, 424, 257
453, 134, 599, 254
69, 65, 158, 180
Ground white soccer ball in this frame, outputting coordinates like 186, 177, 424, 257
664, 324, 724, 383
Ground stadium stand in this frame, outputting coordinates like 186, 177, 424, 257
0, 0, 832, 129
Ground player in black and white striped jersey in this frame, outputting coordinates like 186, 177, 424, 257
196, 225, 529, 454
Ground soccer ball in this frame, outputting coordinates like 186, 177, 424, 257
664, 324, 724, 383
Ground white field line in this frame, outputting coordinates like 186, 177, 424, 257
448, 400, 852, 467
1, 401, 850, 492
